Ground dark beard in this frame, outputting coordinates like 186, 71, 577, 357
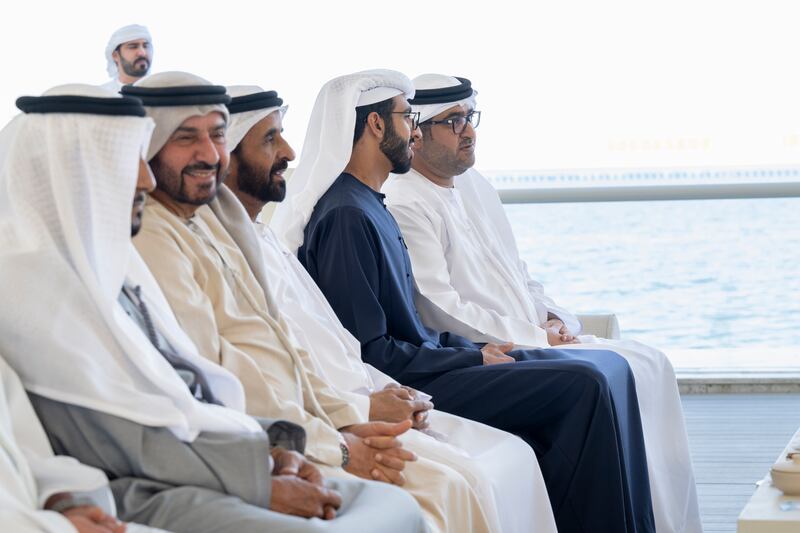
420, 136, 476, 177
380, 119, 412, 174
131, 192, 146, 236
149, 158, 222, 206
236, 156, 288, 203
120, 56, 149, 78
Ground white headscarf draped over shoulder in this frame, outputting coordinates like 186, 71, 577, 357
270, 69, 414, 254
105, 24, 152, 78
0, 84, 261, 441
123, 71, 231, 161
226, 85, 287, 152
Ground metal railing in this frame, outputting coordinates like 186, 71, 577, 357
497, 181, 800, 204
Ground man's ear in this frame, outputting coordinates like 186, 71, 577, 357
366, 112, 385, 140
112, 49, 120, 65
412, 128, 425, 151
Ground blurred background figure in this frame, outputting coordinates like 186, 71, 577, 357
101, 24, 153, 92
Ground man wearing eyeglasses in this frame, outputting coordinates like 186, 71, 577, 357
384, 73, 570, 349
287, 70, 661, 533
383, 73, 702, 533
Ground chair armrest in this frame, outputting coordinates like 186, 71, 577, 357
576, 313, 620, 339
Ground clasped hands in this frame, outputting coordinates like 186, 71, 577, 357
269, 447, 341, 520
270, 418, 417, 520
479, 316, 580, 366
543, 318, 579, 346
369, 383, 433, 429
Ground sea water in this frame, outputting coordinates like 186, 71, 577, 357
505, 197, 800, 350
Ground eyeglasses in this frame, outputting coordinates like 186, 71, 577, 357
425, 110, 481, 135
391, 111, 421, 130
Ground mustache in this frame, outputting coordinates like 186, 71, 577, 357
270, 158, 289, 175
132, 191, 147, 204
182, 162, 219, 174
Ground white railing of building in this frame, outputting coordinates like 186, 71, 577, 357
497, 181, 800, 204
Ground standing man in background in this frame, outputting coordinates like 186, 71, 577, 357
101, 24, 153, 92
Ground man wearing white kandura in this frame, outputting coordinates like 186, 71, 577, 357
0, 356, 168, 533
219, 83, 556, 533
101, 24, 153, 92
275, 68, 657, 533
129, 71, 481, 533
382, 72, 702, 533
0, 83, 426, 533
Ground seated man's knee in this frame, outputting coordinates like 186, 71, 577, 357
576, 350, 633, 385
353, 481, 425, 529
336, 476, 421, 511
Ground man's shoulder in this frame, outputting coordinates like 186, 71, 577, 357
194, 206, 260, 277
304, 200, 385, 258
195, 205, 240, 247
310, 201, 376, 237
384, 172, 445, 211
384, 171, 426, 195
384, 178, 449, 232
136, 200, 197, 261
312, 178, 376, 225
139, 199, 183, 239
317, 175, 367, 207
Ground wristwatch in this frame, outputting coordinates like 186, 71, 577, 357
340, 441, 350, 468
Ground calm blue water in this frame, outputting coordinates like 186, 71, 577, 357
504, 197, 800, 349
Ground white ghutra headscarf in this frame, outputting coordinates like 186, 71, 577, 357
270, 69, 414, 253
0, 84, 261, 441
411, 73, 477, 123
226, 85, 287, 152
125, 71, 231, 161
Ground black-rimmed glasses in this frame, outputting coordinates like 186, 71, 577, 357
426, 110, 481, 135
391, 111, 421, 130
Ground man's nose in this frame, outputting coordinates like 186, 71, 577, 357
195, 135, 221, 166
461, 120, 476, 138
282, 141, 297, 163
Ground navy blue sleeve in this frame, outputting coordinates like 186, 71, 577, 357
438, 331, 483, 349
303, 207, 483, 387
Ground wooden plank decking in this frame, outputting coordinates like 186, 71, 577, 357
681, 394, 800, 532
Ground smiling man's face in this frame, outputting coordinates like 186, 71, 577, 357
149, 112, 229, 207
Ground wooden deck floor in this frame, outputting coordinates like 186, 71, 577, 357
681, 394, 800, 532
